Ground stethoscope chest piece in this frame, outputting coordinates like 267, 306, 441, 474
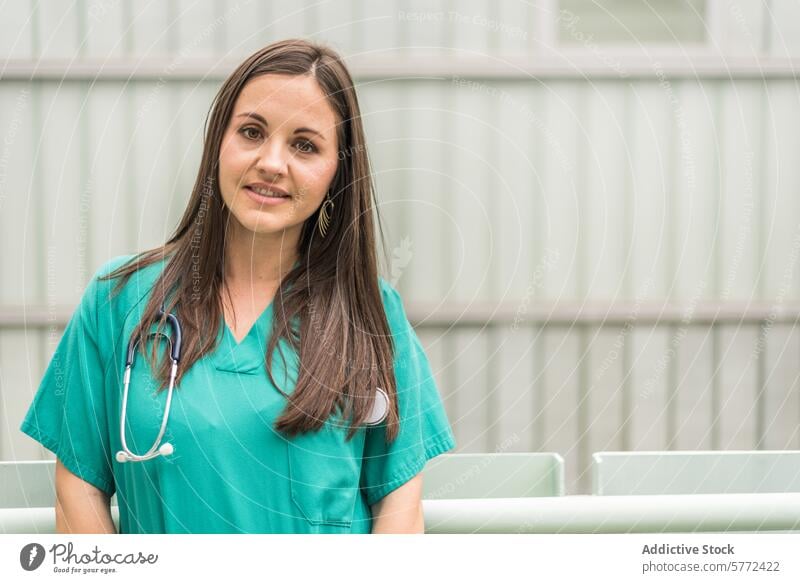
365, 387, 389, 425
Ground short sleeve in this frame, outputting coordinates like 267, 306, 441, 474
19, 263, 117, 497
360, 280, 456, 506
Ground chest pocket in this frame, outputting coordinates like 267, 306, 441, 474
287, 421, 365, 527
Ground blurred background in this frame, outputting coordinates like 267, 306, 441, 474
1, 1, 799, 494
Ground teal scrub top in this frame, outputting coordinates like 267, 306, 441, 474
20, 255, 456, 533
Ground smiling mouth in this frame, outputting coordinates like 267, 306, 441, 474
245, 185, 291, 198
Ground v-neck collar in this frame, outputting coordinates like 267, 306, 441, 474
223, 299, 273, 347
214, 301, 273, 374
213, 261, 300, 374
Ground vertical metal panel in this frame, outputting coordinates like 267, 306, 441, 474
404, 81, 449, 301
84, 0, 126, 59
530, 326, 545, 451
719, 81, 761, 301
129, 0, 171, 57
314, 0, 359, 56
665, 324, 679, 448
0, 330, 45, 459
0, 0, 36, 58
483, 325, 499, 449
175, 0, 220, 59
629, 82, 671, 301
540, 327, 582, 492
584, 82, 627, 299
449, 78, 493, 303
712, 0, 765, 56
0, 82, 37, 305
762, 80, 800, 299
36, 0, 80, 60
416, 328, 449, 417
360, 0, 401, 54
440, 331, 459, 452
712, 82, 725, 300
494, 81, 541, 301
672, 80, 719, 302
628, 326, 670, 450
761, 325, 800, 449
573, 88, 589, 300
449, 0, 491, 56
674, 326, 715, 449
359, 81, 406, 279
268, 0, 312, 42
493, 0, 531, 56
717, 324, 760, 448
450, 328, 491, 453
585, 327, 626, 459
79, 82, 93, 285
87, 83, 131, 260
130, 81, 176, 250
224, 0, 270, 58
40, 83, 85, 303
171, 81, 215, 229
540, 81, 580, 299
0, 80, 40, 460
769, 0, 800, 57
383, 85, 412, 289
492, 324, 538, 452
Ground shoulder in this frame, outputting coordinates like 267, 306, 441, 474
84, 253, 169, 322
377, 277, 407, 324
378, 276, 399, 302
377, 276, 419, 357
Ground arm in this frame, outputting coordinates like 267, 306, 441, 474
370, 474, 424, 534
54, 458, 116, 534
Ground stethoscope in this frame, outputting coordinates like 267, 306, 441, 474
115, 304, 390, 464
116, 304, 182, 463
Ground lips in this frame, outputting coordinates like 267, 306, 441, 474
242, 185, 292, 206
246, 183, 290, 198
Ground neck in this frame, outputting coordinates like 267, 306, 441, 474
223, 223, 300, 289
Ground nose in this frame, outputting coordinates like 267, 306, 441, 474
254, 138, 288, 177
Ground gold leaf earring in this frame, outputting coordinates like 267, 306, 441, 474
317, 193, 334, 238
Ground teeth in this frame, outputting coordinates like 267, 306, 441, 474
250, 186, 287, 197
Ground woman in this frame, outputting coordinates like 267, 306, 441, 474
20, 39, 455, 534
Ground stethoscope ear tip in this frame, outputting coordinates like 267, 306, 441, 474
159, 443, 174, 456
115, 451, 129, 464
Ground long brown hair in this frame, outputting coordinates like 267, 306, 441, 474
101, 39, 398, 441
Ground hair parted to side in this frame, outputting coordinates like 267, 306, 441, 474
101, 38, 399, 441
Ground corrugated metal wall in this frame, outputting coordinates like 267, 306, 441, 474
1, 0, 799, 493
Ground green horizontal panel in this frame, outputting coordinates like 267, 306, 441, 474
423, 453, 565, 499
558, 0, 708, 45
593, 451, 800, 495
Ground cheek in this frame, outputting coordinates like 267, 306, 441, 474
219, 136, 247, 186
295, 159, 338, 200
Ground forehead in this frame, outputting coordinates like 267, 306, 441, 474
232, 74, 339, 133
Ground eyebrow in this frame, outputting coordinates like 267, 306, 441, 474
235, 112, 327, 141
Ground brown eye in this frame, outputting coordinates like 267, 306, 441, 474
294, 140, 317, 154
240, 126, 261, 140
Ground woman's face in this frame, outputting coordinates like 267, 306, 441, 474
218, 73, 340, 243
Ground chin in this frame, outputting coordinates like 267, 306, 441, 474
243, 214, 304, 238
